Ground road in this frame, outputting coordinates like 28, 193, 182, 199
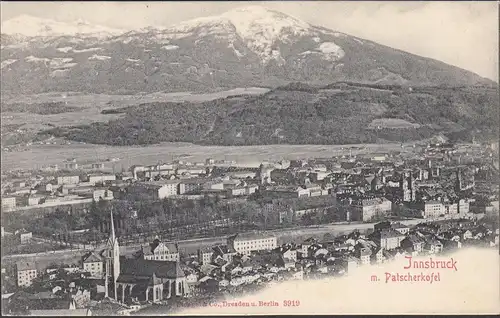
3, 215, 475, 267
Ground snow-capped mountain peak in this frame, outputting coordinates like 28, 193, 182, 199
220, 6, 314, 63
164, 6, 315, 64
1, 14, 126, 38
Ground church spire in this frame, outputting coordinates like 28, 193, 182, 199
110, 207, 116, 243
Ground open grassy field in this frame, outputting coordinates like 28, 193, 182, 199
1, 141, 410, 171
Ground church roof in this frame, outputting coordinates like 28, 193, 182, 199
119, 258, 185, 280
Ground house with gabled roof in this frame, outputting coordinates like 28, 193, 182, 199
81, 251, 104, 278
370, 247, 385, 264
400, 235, 425, 255
134, 238, 179, 262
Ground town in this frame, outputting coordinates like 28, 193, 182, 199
1, 138, 499, 315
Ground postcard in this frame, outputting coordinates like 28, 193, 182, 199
1, 1, 498, 316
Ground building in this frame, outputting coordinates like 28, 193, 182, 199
93, 210, 188, 304
93, 189, 114, 201
212, 244, 237, 263
458, 199, 471, 215
102, 211, 120, 300
71, 289, 91, 309
178, 179, 207, 195
57, 175, 80, 185
135, 239, 180, 262
16, 261, 38, 287
88, 174, 116, 185
264, 187, 310, 199
370, 229, 405, 250
128, 181, 180, 200
355, 247, 372, 265
1, 197, 16, 211
197, 247, 214, 265
227, 233, 278, 255
391, 222, 410, 235
16, 230, 32, 244
64, 163, 79, 170
259, 164, 274, 185
116, 258, 188, 303
27, 195, 43, 206
350, 197, 392, 222
92, 163, 105, 170
226, 184, 258, 197
81, 252, 104, 278
400, 235, 425, 255
420, 200, 445, 219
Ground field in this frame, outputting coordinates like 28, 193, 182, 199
0, 87, 270, 149
1, 141, 411, 171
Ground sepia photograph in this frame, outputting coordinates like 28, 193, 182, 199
0, 1, 499, 316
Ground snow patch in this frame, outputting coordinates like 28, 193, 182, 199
318, 42, 345, 60
49, 58, 75, 69
126, 58, 141, 63
299, 51, 315, 56
25, 56, 50, 64
72, 47, 103, 53
1, 14, 125, 38
168, 16, 236, 38
56, 46, 73, 53
298, 42, 345, 61
161, 45, 179, 51
88, 54, 111, 61
50, 69, 70, 77
1, 59, 17, 69
353, 38, 364, 45
228, 43, 245, 58
233, 48, 244, 58
312, 37, 321, 43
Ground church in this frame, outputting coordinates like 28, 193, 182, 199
101, 210, 189, 304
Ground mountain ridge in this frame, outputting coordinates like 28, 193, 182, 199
1, 6, 496, 97
39, 81, 499, 147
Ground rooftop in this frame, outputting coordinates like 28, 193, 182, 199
118, 258, 185, 281
230, 232, 276, 242
16, 261, 37, 271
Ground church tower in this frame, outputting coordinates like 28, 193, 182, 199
104, 208, 120, 300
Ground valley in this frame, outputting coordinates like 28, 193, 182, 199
1, 140, 407, 172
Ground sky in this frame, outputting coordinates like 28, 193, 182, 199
1, 1, 498, 81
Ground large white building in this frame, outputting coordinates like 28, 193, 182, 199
81, 252, 104, 278
227, 233, 278, 255
420, 200, 445, 218
349, 197, 392, 222
178, 179, 207, 195
16, 261, 38, 287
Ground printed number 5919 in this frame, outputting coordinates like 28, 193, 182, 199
283, 300, 300, 307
